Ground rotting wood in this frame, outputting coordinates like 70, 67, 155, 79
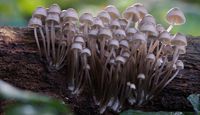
0, 26, 200, 114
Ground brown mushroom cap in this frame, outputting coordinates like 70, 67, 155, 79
120, 39, 129, 49
63, 8, 79, 23
132, 3, 148, 18
109, 39, 119, 49
48, 4, 61, 14
33, 7, 47, 19
156, 24, 165, 33
123, 6, 140, 22
97, 10, 111, 24
99, 28, 112, 40
138, 22, 158, 37
110, 19, 121, 30
104, 5, 120, 19
118, 18, 128, 29
79, 13, 94, 26
132, 31, 147, 44
92, 17, 104, 29
139, 14, 156, 25
171, 33, 187, 46
116, 55, 126, 64
177, 46, 186, 54
81, 48, 91, 57
46, 13, 60, 25
28, 17, 42, 28
137, 73, 145, 79
166, 7, 186, 25
159, 31, 172, 44
113, 29, 126, 39
176, 60, 184, 69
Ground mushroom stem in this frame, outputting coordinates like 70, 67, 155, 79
34, 27, 42, 58
50, 22, 56, 63
100, 38, 106, 60
156, 44, 164, 58
167, 24, 174, 32
45, 24, 50, 58
39, 27, 48, 60
125, 17, 132, 30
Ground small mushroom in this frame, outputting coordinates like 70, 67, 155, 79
97, 10, 111, 26
166, 7, 186, 32
28, 17, 43, 58
79, 13, 94, 38
123, 6, 140, 29
104, 5, 120, 20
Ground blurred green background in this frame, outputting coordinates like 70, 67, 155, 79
0, 0, 200, 36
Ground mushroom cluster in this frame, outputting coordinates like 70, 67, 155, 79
28, 3, 187, 114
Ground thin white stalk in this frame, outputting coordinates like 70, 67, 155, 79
45, 23, 50, 58
34, 27, 42, 58
51, 22, 56, 63
39, 27, 48, 60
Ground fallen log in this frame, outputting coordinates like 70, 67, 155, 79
0, 26, 199, 114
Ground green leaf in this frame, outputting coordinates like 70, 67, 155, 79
0, 80, 73, 115
187, 94, 200, 114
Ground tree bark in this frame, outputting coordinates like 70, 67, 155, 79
0, 27, 199, 114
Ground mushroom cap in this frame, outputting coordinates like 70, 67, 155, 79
123, 6, 140, 22
97, 10, 111, 24
58, 40, 67, 46
156, 58, 163, 67
63, 22, 76, 34
113, 29, 126, 39
104, 5, 120, 19
110, 19, 121, 30
88, 29, 99, 38
60, 10, 66, 22
126, 27, 137, 36
33, 7, 47, 19
132, 3, 148, 19
109, 39, 119, 49
74, 36, 85, 44
120, 39, 129, 49
166, 7, 186, 25
81, 48, 91, 57
176, 60, 184, 69
122, 51, 130, 59
116, 55, 126, 64
139, 14, 156, 25
159, 31, 172, 44
79, 13, 94, 26
171, 33, 187, 46
137, 73, 145, 79
109, 58, 116, 65
132, 31, 147, 44
130, 83, 136, 89
99, 28, 112, 40
71, 42, 83, 51
28, 17, 42, 28
162, 45, 174, 55
118, 18, 128, 29
46, 13, 60, 25
177, 46, 186, 54
92, 17, 104, 29
63, 8, 79, 23
146, 53, 156, 62
156, 24, 165, 33
139, 22, 158, 37
48, 4, 61, 14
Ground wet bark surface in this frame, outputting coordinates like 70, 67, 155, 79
0, 27, 200, 115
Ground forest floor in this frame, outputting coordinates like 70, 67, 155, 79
0, 27, 199, 115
